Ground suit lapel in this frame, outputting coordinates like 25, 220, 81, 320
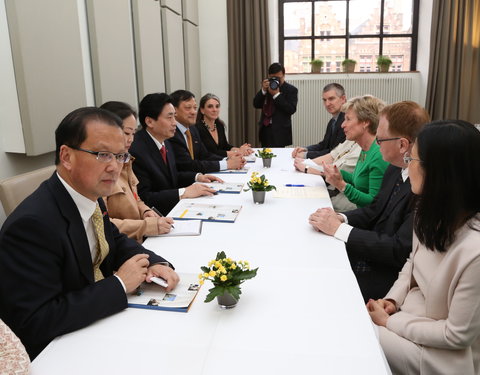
376, 176, 411, 226
140, 130, 172, 176
47, 174, 95, 284
165, 140, 178, 186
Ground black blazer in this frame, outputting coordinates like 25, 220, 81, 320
344, 165, 413, 302
195, 121, 233, 158
0, 173, 170, 359
169, 125, 223, 173
306, 112, 346, 158
129, 129, 196, 216
253, 81, 298, 147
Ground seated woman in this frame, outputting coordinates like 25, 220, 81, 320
367, 120, 480, 374
0, 319, 30, 374
195, 93, 253, 157
294, 139, 361, 211
100, 101, 173, 243
305, 95, 388, 209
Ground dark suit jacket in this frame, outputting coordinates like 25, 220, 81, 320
195, 121, 233, 158
169, 125, 223, 173
253, 81, 298, 147
344, 165, 413, 302
306, 112, 346, 158
129, 129, 196, 215
0, 173, 170, 359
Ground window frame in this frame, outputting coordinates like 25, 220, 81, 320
278, 0, 420, 72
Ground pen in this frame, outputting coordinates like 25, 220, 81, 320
151, 206, 175, 228
285, 184, 305, 187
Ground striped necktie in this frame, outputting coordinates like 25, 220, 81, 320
91, 204, 109, 281
185, 129, 195, 160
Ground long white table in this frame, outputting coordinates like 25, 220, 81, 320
31, 149, 390, 374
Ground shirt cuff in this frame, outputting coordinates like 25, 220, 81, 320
273, 92, 281, 99
194, 173, 202, 182
178, 188, 186, 198
334, 222, 353, 242
219, 160, 227, 170
113, 274, 126, 293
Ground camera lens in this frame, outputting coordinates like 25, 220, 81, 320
269, 78, 279, 90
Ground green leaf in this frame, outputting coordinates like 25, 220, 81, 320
236, 268, 258, 281
226, 286, 242, 300
216, 251, 226, 261
200, 266, 210, 273
204, 285, 226, 303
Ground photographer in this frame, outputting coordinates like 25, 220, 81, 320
253, 62, 298, 147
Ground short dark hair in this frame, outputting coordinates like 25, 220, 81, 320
414, 120, 480, 252
138, 93, 172, 129
322, 83, 345, 97
268, 62, 285, 75
380, 101, 430, 142
99, 101, 137, 121
170, 90, 195, 108
55, 107, 122, 165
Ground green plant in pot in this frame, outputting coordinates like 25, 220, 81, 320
342, 59, 357, 73
310, 59, 323, 73
377, 56, 392, 72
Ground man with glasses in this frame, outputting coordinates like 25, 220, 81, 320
309, 101, 430, 302
0, 107, 179, 360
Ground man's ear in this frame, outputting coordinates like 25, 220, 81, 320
59, 145, 73, 170
399, 138, 411, 154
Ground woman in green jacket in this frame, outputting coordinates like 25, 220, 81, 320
322, 95, 389, 208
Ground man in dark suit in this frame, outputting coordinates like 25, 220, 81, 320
130, 93, 221, 215
292, 83, 346, 159
0, 107, 180, 359
169, 90, 245, 174
308, 101, 430, 301
253, 62, 298, 147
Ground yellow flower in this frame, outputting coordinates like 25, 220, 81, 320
264, 181, 269, 187
209, 270, 216, 277
265, 148, 272, 153
226, 258, 232, 263
198, 273, 203, 280
219, 266, 227, 274
214, 261, 221, 269
199, 279, 204, 285
220, 275, 227, 282
203, 272, 210, 278
208, 260, 215, 267
230, 263, 237, 270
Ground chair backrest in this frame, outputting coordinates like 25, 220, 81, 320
0, 165, 56, 216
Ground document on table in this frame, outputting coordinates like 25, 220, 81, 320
154, 219, 202, 236
198, 181, 244, 194
274, 186, 329, 199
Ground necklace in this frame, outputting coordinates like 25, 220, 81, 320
203, 120, 217, 132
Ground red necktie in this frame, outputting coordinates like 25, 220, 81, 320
160, 146, 167, 163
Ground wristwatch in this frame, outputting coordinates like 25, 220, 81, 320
304, 166, 309, 174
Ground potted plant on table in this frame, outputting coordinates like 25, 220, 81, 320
377, 55, 392, 72
199, 251, 258, 309
342, 58, 357, 73
244, 172, 276, 204
255, 148, 276, 168
310, 59, 323, 73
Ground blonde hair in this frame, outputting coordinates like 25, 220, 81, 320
342, 95, 385, 135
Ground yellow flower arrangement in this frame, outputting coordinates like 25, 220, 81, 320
199, 251, 258, 303
244, 172, 276, 192
255, 148, 277, 159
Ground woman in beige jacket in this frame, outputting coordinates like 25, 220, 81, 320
100, 101, 173, 243
367, 120, 480, 374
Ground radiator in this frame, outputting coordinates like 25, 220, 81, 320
287, 72, 422, 147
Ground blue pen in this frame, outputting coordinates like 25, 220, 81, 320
285, 184, 305, 187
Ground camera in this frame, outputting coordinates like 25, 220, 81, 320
268, 77, 280, 90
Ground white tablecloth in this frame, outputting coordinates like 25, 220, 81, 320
31, 149, 390, 374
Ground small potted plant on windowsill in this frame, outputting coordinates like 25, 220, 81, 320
310, 59, 323, 73
377, 55, 392, 73
342, 58, 356, 73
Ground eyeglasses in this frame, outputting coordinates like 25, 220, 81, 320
403, 152, 421, 164
375, 137, 400, 145
70, 146, 131, 164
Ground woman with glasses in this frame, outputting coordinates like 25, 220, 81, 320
195, 93, 253, 158
320, 95, 389, 209
100, 101, 173, 243
367, 120, 480, 374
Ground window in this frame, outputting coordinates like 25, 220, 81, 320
279, 0, 419, 73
